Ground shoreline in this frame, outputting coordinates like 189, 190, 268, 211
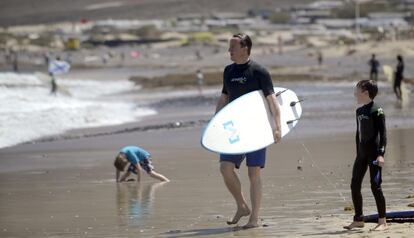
2, 74, 414, 150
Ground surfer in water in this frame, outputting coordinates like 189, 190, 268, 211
215, 33, 281, 229
344, 79, 388, 231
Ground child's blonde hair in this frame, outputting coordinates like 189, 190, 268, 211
114, 153, 128, 171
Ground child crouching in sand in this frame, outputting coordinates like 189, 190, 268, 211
114, 146, 169, 182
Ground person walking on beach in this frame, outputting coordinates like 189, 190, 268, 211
393, 55, 405, 101
196, 69, 204, 96
11, 50, 19, 72
114, 145, 169, 183
43, 52, 50, 69
344, 79, 388, 231
317, 50, 323, 66
215, 33, 281, 229
368, 54, 380, 81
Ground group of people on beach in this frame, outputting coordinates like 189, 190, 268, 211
368, 53, 405, 101
114, 33, 395, 231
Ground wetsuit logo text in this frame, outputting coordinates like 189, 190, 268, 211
230, 77, 247, 84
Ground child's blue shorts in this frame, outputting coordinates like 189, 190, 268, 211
220, 148, 266, 169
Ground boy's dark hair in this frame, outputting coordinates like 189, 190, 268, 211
233, 33, 252, 55
357, 79, 378, 99
114, 154, 128, 171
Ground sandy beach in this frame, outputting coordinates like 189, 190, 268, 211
1, 76, 414, 237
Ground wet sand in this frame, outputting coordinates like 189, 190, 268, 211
1, 86, 414, 237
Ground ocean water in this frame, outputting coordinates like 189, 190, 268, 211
281, 80, 414, 138
0, 72, 156, 149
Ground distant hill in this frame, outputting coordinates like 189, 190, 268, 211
0, 0, 314, 27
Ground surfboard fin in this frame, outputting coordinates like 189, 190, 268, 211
287, 118, 300, 124
290, 99, 304, 107
276, 89, 288, 97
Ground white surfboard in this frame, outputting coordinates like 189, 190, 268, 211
382, 65, 394, 83
48, 60, 71, 75
201, 87, 302, 154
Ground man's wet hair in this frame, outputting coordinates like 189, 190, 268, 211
233, 33, 252, 55
357, 79, 378, 99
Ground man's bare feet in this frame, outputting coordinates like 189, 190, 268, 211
242, 221, 259, 229
371, 223, 388, 231
226, 207, 251, 225
343, 221, 364, 230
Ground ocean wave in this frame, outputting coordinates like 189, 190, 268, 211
0, 72, 156, 148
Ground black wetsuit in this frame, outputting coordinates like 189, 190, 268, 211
395, 61, 404, 86
368, 59, 380, 81
50, 74, 57, 95
395, 61, 404, 85
222, 60, 274, 102
352, 101, 387, 221
393, 61, 404, 100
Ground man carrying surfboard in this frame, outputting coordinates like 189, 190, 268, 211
393, 55, 405, 101
48, 56, 70, 96
344, 79, 388, 231
215, 33, 281, 229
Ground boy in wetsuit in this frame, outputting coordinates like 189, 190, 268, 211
344, 79, 388, 231
114, 146, 169, 183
